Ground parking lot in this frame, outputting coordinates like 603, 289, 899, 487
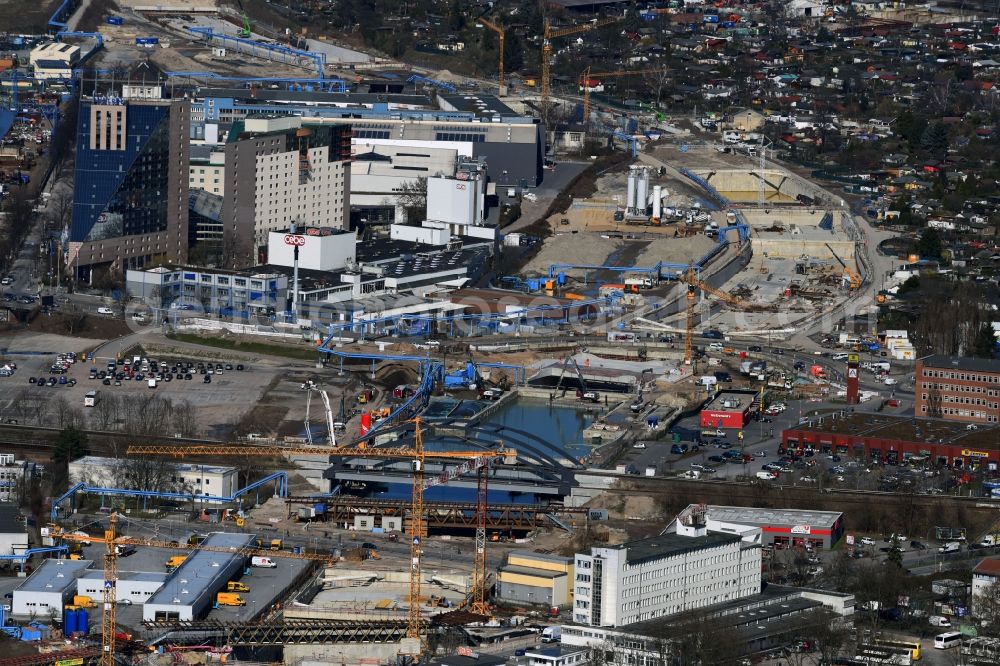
0, 342, 278, 431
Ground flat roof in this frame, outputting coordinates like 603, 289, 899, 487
921, 354, 1000, 374
785, 413, 1000, 449
698, 504, 842, 530
80, 571, 169, 584
145, 532, 254, 607
71, 455, 235, 475
526, 647, 588, 658
499, 565, 567, 579
199, 88, 435, 107
17, 558, 94, 593
621, 585, 826, 637
439, 94, 516, 117
704, 390, 759, 411
508, 550, 573, 565
603, 532, 741, 564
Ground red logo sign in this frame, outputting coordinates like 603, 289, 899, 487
284, 235, 305, 246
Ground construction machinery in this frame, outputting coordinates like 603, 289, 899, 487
234, 0, 252, 38
302, 380, 336, 446
580, 67, 671, 123
541, 17, 621, 115
825, 243, 862, 289
478, 16, 506, 88
127, 419, 516, 654
678, 265, 747, 365
552, 354, 599, 402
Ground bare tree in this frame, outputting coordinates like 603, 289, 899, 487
171, 398, 200, 438
90, 393, 122, 431
60, 304, 89, 336
111, 457, 180, 494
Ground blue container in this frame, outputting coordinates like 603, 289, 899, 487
63, 609, 78, 635
557, 272, 566, 286
106, 16, 124, 25
78, 609, 89, 635
20, 627, 40, 641
527, 279, 540, 291
313, 503, 326, 514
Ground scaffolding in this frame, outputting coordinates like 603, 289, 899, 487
187, 27, 327, 78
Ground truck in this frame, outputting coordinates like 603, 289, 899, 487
270, 539, 283, 551
165, 555, 187, 571
624, 276, 654, 290
227, 581, 250, 592
216, 592, 246, 607
72, 595, 97, 609
980, 535, 998, 547
251, 556, 277, 568
541, 626, 562, 643
938, 541, 961, 554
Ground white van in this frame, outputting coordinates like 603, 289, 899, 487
251, 556, 277, 568
938, 541, 961, 554
756, 471, 777, 480
148, 378, 157, 389
708, 342, 725, 351
929, 615, 952, 627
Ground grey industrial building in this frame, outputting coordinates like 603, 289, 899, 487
143, 532, 255, 622
190, 88, 545, 188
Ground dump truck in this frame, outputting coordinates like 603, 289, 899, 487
216, 592, 246, 607
227, 581, 250, 593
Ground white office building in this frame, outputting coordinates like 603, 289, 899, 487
68, 456, 238, 501
572, 513, 761, 627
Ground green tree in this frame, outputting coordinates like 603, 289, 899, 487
53, 426, 88, 465
920, 122, 949, 159
972, 323, 998, 359
51, 426, 89, 493
915, 227, 942, 258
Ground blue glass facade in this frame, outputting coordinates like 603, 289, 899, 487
71, 101, 172, 243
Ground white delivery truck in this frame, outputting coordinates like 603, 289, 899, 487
251, 556, 277, 568
541, 626, 562, 643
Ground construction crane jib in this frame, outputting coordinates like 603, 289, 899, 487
478, 17, 506, 88
126, 419, 517, 655
542, 17, 621, 112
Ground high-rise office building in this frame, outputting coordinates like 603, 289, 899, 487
69, 81, 190, 281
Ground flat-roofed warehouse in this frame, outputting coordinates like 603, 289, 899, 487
143, 532, 255, 622
668, 504, 844, 549
12, 558, 94, 617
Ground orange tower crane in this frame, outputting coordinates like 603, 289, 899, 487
580, 67, 672, 123
678, 265, 746, 365
541, 17, 621, 114
478, 16, 506, 88
126, 418, 516, 651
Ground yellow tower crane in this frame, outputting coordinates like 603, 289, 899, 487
541, 17, 621, 115
580, 67, 672, 123
126, 418, 516, 653
478, 16, 506, 88
678, 265, 747, 365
